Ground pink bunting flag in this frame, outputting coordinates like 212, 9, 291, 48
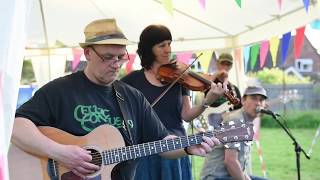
277, 0, 282, 10
198, 0, 206, 10
235, 48, 243, 74
72, 48, 83, 71
294, 26, 306, 59
260, 41, 270, 68
125, 54, 136, 73
0, 155, 4, 180
176, 51, 193, 64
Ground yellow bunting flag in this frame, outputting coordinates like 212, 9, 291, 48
269, 36, 280, 67
196, 50, 213, 73
161, 0, 173, 16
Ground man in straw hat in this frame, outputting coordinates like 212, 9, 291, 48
11, 19, 224, 179
201, 86, 269, 180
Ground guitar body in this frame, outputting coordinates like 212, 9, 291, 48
8, 125, 125, 180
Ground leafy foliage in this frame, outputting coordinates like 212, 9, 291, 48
21, 59, 36, 85
248, 67, 311, 84
261, 110, 320, 128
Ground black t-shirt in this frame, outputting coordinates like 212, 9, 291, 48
121, 69, 189, 136
16, 71, 168, 180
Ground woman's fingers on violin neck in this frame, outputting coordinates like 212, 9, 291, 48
222, 82, 229, 92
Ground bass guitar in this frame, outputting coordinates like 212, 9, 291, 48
9, 121, 253, 180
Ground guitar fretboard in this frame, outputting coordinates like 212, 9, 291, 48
102, 131, 213, 165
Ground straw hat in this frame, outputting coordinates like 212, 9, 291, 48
79, 19, 132, 48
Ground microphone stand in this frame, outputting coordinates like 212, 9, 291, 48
270, 113, 310, 180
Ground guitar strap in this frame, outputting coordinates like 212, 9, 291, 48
113, 80, 134, 145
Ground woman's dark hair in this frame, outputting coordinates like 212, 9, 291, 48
137, 25, 172, 70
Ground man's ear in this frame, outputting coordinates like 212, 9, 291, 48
83, 47, 91, 61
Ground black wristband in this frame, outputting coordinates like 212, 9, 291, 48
184, 147, 192, 155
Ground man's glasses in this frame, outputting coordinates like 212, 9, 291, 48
90, 46, 129, 65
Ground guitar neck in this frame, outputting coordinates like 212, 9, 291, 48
102, 131, 212, 165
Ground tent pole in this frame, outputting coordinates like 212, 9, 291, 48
39, 0, 51, 81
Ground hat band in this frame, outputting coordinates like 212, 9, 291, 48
86, 33, 127, 43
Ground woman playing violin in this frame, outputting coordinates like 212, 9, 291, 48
121, 24, 226, 180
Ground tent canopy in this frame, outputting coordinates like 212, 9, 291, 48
26, 0, 320, 52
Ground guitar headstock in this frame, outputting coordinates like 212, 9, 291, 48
213, 120, 254, 144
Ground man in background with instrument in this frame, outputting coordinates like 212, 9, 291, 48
200, 86, 269, 180
209, 53, 242, 112
10, 19, 223, 180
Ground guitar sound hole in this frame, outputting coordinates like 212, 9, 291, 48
87, 148, 102, 168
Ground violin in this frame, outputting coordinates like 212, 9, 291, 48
157, 61, 240, 105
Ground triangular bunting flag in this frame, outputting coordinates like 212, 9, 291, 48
260, 41, 269, 68
303, 0, 310, 13
235, 0, 241, 8
176, 51, 193, 64
125, 54, 137, 74
250, 44, 260, 70
198, 0, 206, 10
294, 26, 306, 59
269, 36, 280, 67
196, 50, 213, 73
277, 0, 282, 10
161, 0, 173, 16
235, 48, 243, 74
243, 46, 250, 73
281, 32, 291, 65
310, 19, 320, 30
72, 48, 83, 71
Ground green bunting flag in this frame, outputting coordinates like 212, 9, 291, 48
235, 0, 241, 8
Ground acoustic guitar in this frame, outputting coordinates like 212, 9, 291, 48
8, 121, 253, 180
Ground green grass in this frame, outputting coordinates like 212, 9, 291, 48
190, 128, 320, 180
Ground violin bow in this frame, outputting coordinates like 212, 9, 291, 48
150, 53, 203, 108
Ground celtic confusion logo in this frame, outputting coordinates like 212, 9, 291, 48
74, 105, 133, 132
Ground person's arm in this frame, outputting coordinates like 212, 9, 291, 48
159, 134, 220, 159
11, 117, 99, 178
224, 148, 247, 180
181, 82, 226, 122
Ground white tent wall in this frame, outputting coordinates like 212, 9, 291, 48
0, 0, 31, 179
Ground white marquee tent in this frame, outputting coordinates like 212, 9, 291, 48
27, 0, 320, 51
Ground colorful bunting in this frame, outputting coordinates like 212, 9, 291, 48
269, 36, 280, 67
196, 50, 213, 73
176, 51, 193, 64
243, 46, 250, 73
294, 26, 306, 59
260, 41, 269, 68
235, 0, 241, 8
250, 44, 260, 70
198, 0, 206, 10
277, 0, 283, 10
161, 0, 173, 15
71, 48, 83, 71
303, 0, 310, 13
310, 19, 320, 30
235, 48, 243, 74
281, 32, 291, 65
125, 54, 137, 73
